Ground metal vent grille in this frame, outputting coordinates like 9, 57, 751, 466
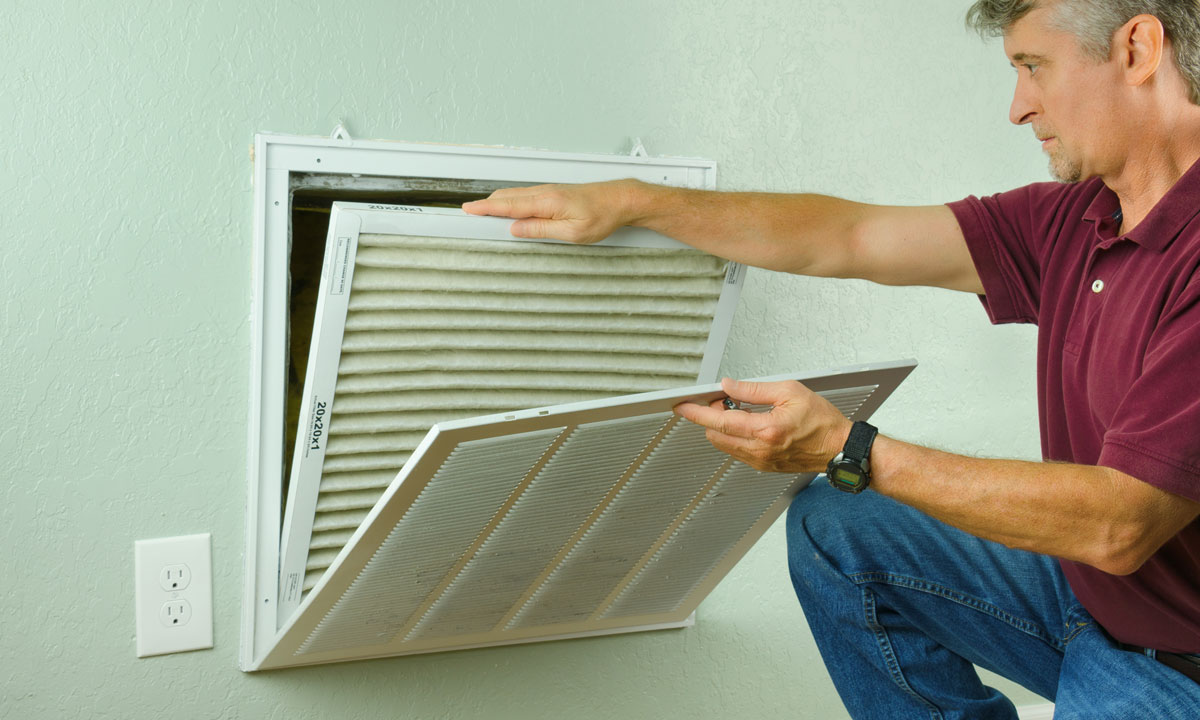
507, 419, 731, 629
299, 427, 566, 655
293, 412, 811, 660
260, 364, 913, 669
301, 233, 729, 593
601, 462, 799, 619
405, 413, 674, 642
823, 386, 877, 418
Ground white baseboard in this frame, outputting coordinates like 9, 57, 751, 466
1017, 703, 1054, 719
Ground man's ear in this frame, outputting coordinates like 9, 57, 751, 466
1118, 13, 1166, 87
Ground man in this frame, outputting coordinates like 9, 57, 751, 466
464, 1, 1200, 717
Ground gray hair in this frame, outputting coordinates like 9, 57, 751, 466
966, 0, 1200, 104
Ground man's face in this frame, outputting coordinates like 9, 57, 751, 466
1003, 6, 1125, 183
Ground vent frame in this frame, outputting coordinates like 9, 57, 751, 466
244, 133, 721, 672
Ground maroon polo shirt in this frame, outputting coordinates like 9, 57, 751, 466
947, 158, 1200, 654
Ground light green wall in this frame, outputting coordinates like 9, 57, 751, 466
3, 0, 1050, 717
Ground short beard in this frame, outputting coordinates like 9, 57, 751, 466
1047, 149, 1082, 184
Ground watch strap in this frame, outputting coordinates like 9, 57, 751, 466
843, 421, 877, 464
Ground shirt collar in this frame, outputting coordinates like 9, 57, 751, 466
1082, 156, 1200, 251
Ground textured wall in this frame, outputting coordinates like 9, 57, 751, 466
2, 0, 1049, 717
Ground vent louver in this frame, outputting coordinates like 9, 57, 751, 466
261, 372, 907, 669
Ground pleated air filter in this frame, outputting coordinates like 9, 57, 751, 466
278, 203, 744, 620
261, 363, 912, 669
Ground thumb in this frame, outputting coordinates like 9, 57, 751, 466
510, 217, 560, 239
721, 377, 798, 407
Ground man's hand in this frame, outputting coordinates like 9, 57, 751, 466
674, 378, 852, 473
462, 179, 644, 244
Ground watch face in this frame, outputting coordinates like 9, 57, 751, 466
828, 461, 868, 493
833, 467, 861, 485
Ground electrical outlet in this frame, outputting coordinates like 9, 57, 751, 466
159, 564, 191, 592
135, 534, 213, 658
160, 599, 193, 627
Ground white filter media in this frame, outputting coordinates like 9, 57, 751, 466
304, 234, 729, 592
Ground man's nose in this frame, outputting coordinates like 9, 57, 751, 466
1009, 77, 1037, 125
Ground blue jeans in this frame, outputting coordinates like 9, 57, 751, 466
785, 479, 1200, 719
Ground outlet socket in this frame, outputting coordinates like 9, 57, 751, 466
160, 564, 191, 592
160, 599, 193, 627
135, 534, 213, 657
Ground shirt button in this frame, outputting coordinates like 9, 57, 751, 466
1092, 279, 1105, 294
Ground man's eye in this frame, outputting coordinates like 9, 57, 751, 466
1025, 64, 1039, 75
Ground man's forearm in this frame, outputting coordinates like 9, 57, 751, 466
624, 180, 982, 292
625, 181, 865, 277
466, 179, 981, 292
869, 435, 1199, 575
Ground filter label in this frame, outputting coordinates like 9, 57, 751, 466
330, 236, 351, 295
304, 398, 329, 457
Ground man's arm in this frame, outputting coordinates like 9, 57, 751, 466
677, 379, 1200, 576
871, 436, 1200, 576
463, 179, 984, 294
467, 181, 1200, 572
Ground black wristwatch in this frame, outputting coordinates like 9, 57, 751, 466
826, 421, 878, 493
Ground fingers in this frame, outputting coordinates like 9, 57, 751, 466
510, 217, 570, 240
673, 400, 757, 438
463, 181, 633, 245
463, 184, 555, 211
702, 429, 760, 464
721, 377, 804, 407
460, 198, 497, 216
462, 190, 561, 220
463, 186, 602, 243
700, 419, 788, 473
674, 401, 759, 461
678, 378, 851, 474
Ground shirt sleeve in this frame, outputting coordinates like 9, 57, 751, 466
1099, 274, 1200, 501
947, 182, 1074, 326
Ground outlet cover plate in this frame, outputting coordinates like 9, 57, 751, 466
135, 534, 213, 657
